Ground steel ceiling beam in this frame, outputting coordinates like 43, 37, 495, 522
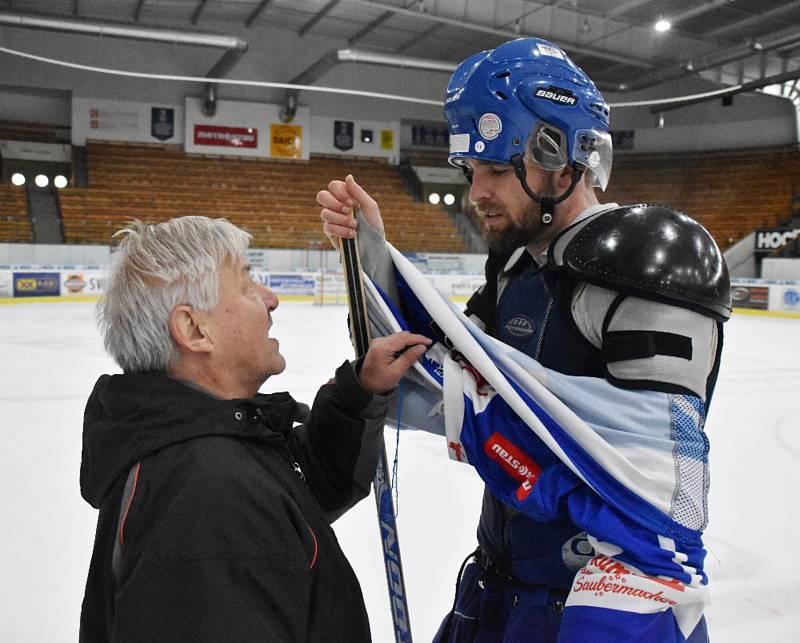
606, 0, 658, 19
651, 65, 800, 113
346, 0, 416, 45
133, 0, 147, 21
291, 47, 457, 83
0, 10, 248, 77
245, 0, 274, 28
279, 47, 456, 121
705, 0, 800, 39
396, 23, 440, 54
348, 9, 395, 44
343, 0, 653, 69
191, 0, 209, 25
498, 0, 572, 31
299, 0, 341, 37
627, 23, 800, 91
668, 0, 736, 27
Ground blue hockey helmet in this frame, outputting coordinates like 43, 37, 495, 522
444, 38, 612, 190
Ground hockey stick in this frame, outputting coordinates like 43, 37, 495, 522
340, 209, 413, 643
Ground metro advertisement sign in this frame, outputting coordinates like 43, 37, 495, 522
194, 125, 258, 148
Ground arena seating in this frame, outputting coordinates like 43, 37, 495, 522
58, 142, 467, 253
0, 185, 33, 243
0, 121, 60, 143
435, 146, 800, 252
605, 147, 800, 249
10, 134, 800, 254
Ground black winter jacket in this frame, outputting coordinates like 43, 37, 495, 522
79, 361, 387, 642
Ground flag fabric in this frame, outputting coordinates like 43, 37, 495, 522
362, 242, 710, 641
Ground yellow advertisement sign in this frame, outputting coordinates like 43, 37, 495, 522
271, 124, 303, 159
380, 129, 395, 150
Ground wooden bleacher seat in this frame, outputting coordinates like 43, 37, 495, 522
59, 142, 800, 253
605, 146, 800, 249
58, 142, 468, 253
0, 120, 62, 143
0, 185, 33, 243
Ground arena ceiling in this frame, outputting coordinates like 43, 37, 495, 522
4, 0, 800, 101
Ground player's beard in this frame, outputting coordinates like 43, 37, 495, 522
480, 175, 557, 254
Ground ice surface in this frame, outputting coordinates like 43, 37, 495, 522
0, 300, 798, 641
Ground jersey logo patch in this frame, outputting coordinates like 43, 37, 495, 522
504, 315, 536, 338
483, 432, 541, 501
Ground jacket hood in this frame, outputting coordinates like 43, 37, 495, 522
80, 372, 302, 508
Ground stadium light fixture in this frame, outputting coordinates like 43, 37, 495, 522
654, 18, 672, 32
428, 192, 441, 205
54, 175, 68, 189
35, 174, 49, 188
11, 172, 26, 186
443, 193, 455, 206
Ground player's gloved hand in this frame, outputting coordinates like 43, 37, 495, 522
358, 331, 431, 395
317, 174, 385, 249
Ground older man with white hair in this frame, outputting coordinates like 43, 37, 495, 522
79, 216, 430, 642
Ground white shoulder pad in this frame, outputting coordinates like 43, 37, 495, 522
571, 283, 718, 401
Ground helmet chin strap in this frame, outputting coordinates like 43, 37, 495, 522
510, 154, 583, 225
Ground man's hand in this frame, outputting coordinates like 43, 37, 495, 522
358, 331, 432, 395
317, 174, 385, 249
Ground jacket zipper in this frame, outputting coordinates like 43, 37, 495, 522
253, 407, 306, 482
289, 454, 306, 481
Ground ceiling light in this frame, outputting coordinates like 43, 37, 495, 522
428, 192, 440, 205
654, 19, 671, 32
35, 174, 49, 188
11, 172, 25, 186
54, 175, 68, 189
443, 193, 456, 206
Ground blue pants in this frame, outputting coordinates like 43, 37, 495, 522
433, 562, 710, 643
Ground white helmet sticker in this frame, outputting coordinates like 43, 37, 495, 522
588, 150, 601, 168
475, 141, 486, 153
449, 133, 470, 154
537, 43, 565, 60
478, 113, 502, 140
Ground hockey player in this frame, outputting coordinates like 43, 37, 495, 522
318, 37, 729, 642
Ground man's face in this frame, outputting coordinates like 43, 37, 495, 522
207, 258, 285, 391
466, 159, 557, 254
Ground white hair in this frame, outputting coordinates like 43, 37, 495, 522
98, 216, 252, 373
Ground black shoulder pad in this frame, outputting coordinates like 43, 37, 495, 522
553, 204, 731, 320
